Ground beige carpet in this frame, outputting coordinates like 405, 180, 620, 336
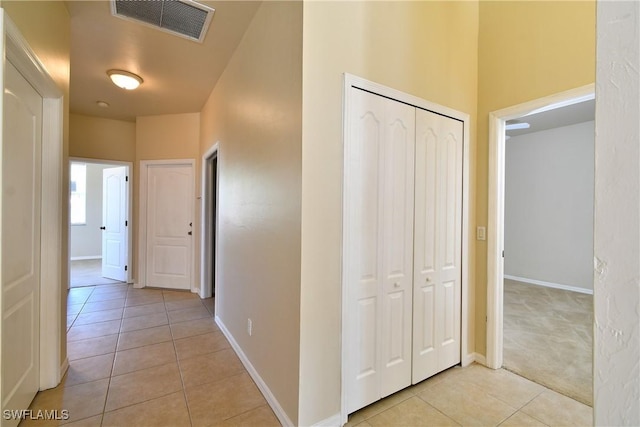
503, 278, 593, 406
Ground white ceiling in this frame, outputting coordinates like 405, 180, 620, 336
66, 1, 261, 122
506, 99, 595, 138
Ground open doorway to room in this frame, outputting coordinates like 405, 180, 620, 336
201, 143, 219, 300
486, 85, 595, 407
69, 159, 133, 288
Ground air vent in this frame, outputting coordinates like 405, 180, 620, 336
111, 0, 215, 43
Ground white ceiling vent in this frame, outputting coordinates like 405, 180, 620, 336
111, 0, 215, 43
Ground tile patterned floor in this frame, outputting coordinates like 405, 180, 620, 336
346, 364, 592, 427
21, 284, 593, 426
22, 284, 279, 427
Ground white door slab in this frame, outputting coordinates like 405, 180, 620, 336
345, 88, 414, 412
101, 166, 127, 281
1, 60, 42, 424
412, 108, 462, 383
145, 163, 194, 290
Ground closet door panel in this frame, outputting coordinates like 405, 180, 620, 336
346, 89, 387, 412
380, 100, 415, 398
413, 109, 463, 382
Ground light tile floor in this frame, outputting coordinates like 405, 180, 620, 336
22, 284, 593, 427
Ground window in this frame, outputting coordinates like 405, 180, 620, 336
70, 163, 86, 225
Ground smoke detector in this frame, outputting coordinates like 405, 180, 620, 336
111, 0, 215, 43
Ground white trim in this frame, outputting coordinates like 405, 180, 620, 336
312, 413, 341, 427
486, 84, 595, 370
70, 256, 102, 261
0, 12, 65, 391
137, 159, 196, 291
215, 316, 294, 427
341, 73, 471, 424
200, 143, 219, 299
504, 275, 593, 295
471, 352, 487, 366
68, 157, 134, 285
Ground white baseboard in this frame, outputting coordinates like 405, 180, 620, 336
70, 256, 101, 261
59, 357, 69, 386
504, 274, 593, 295
471, 352, 487, 366
312, 413, 341, 427
215, 316, 294, 427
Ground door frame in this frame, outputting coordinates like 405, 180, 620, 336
68, 158, 133, 285
485, 84, 595, 369
200, 143, 219, 299
340, 73, 471, 424
0, 13, 65, 389
137, 159, 196, 291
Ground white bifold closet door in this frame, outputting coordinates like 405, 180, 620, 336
412, 108, 463, 383
345, 88, 416, 413
345, 88, 463, 413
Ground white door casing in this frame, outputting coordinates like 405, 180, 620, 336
412, 108, 463, 383
101, 167, 127, 281
140, 161, 194, 290
485, 85, 595, 369
1, 60, 42, 423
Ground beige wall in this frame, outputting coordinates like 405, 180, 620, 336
200, 2, 303, 423
300, 2, 479, 424
135, 113, 201, 286
70, 114, 135, 161
1, 0, 71, 369
476, 0, 596, 355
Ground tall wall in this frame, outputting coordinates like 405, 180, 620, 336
476, 0, 596, 355
594, 1, 640, 424
300, 2, 479, 424
505, 121, 594, 291
69, 114, 135, 162
1, 0, 71, 370
199, 2, 302, 423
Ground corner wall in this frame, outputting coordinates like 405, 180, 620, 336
199, 2, 303, 423
300, 2, 479, 424
476, 0, 596, 355
594, 1, 639, 424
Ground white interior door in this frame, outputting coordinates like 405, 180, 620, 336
345, 88, 415, 413
145, 163, 193, 290
412, 108, 463, 383
101, 166, 127, 281
1, 61, 42, 424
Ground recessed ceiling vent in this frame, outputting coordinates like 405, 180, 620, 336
111, 0, 215, 43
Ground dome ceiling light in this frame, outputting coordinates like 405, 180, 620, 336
107, 69, 143, 90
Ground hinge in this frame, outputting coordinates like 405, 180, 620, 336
502, 250, 505, 258
125, 220, 128, 226
126, 176, 129, 182
125, 265, 128, 271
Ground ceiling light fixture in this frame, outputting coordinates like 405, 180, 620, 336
107, 69, 143, 90
96, 100, 110, 108
505, 122, 530, 131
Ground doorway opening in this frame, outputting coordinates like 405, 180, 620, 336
68, 158, 132, 288
486, 85, 595, 406
201, 143, 219, 300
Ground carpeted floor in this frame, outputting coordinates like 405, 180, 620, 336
70, 259, 125, 288
503, 278, 593, 406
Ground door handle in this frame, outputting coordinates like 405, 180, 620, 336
100, 226, 106, 230
188, 231, 192, 235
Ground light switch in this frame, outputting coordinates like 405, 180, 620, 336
477, 226, 486, 241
